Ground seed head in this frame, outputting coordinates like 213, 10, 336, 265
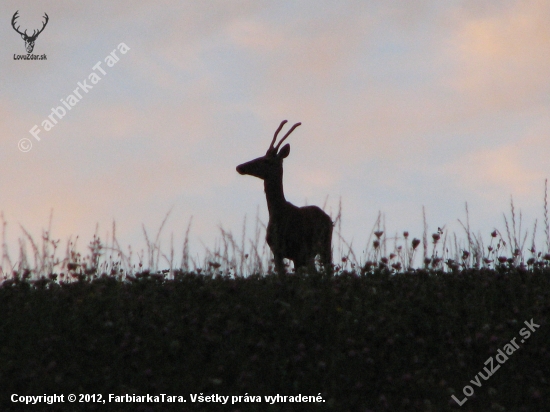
363, 261, 374, 270
391, 262, 402, 271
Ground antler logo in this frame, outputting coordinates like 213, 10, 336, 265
11, 10, 49, 54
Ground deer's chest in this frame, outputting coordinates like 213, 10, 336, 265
266, 213, 301, 251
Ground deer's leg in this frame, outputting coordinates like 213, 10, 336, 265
320, 242, 332, 270
320, 251, 332, 275
320, 227, 333, 275
308, 256, 317, 274
292, 256, 306, 274
274, 254, 286, 275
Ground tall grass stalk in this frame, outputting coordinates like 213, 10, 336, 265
4, 183, 550, 282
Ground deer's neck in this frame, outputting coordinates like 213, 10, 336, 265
264, 173, 287, 216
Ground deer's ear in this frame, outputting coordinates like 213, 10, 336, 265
278, 144, 290, 159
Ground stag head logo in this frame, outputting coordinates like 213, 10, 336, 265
11, 11, 49, 54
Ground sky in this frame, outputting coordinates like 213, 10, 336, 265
1, 1, 550, 270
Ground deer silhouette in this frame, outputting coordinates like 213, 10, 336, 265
11, 11, 49, 54
237, 120, 333, 274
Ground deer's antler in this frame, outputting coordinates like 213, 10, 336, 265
275, 122, 301, 152
11, 11, 26, 36
32, 13, 49, 38
11, 11, 49, 39
268, 120, 288, 151
268, 120, 301, 154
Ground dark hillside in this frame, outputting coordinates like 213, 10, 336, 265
0, 269, 548, 411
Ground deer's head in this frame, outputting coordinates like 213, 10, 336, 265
236, 120, 301, 180
12, 11, 49, 54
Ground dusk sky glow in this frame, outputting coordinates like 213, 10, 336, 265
2, 1, 550, 269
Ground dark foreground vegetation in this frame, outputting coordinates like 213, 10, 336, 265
0, 267, 548, 412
